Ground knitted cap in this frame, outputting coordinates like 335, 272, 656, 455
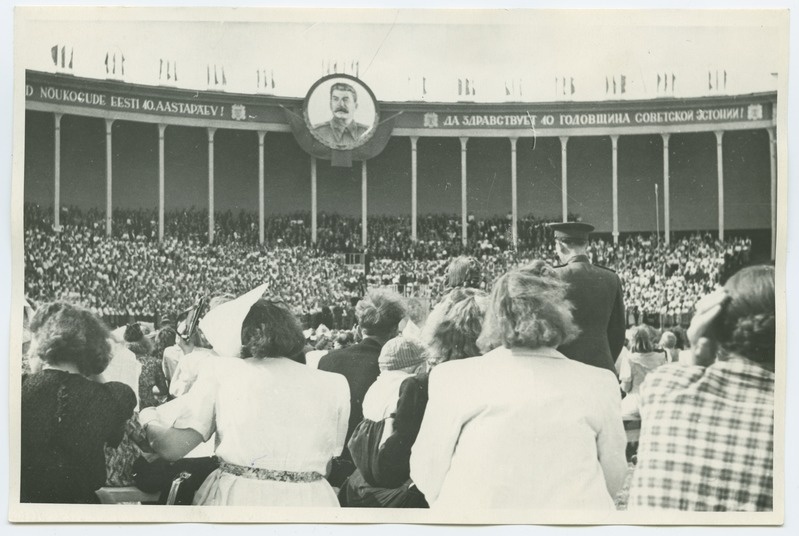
378, 336, 427, 372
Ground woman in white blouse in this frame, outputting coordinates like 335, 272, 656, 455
141, 298, 350, 507
410, 263, 628, 510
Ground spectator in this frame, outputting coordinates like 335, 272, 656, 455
628, 265, 775, 511
21, 302, 137, 503
618, 325, 667, 420
410, 267, 627, 509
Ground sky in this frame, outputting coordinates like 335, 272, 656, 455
16, 9, 784, 103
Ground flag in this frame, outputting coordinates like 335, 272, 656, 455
271, 69, 275, 89
715, 70, 719, 91
518, 79, 522, 96
121, 54, 125, 76
657, 73, 661, 92
708, 71, 712, 90
458, 78, 462, 95
159, 59, 163, 80
723, 70, 727, 89
671, 73, 676, 91
465, 78, 470, 95
620, 74, 626, 94
214, 64, 218, 85
606, 75, 609, 94
562, 77, 566, 95
61, 46, 66, 68
471, 80, 476, 96
333, 60, 337, 73
68, 48, 73, 69
423, 77, 427, 95
570, 77, 575, 95
105, 52, 109, 74
222, 67, 226, 86
257, 69, 261, 88
613, 76, 617, 94
356, 61, 359, 78
173, 61, 177, 82
166, 61, 171, 81
505, 81, 510, 96
111, 53, 115, 74
51, 45, 59, 66
207, 65, 210, 86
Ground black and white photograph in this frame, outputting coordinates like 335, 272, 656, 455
7, 4, 791, 527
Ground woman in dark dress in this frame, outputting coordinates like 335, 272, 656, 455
21, 302, 137, 504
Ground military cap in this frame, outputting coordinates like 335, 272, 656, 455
548, 221, 595, 241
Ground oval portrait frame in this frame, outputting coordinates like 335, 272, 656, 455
304, 74, 380, 151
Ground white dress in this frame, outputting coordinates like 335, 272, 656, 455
410, 346, 628, 511
170, 356, 350, 506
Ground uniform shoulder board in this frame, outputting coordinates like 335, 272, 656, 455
593, 264, 617, 273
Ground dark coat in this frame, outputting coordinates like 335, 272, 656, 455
554, 254, 626, 375
318, 337, 383, 442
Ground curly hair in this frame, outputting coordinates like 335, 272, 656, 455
628, 325, 656, 354
477, 266, 579, 353
153, 326, 177, 361
423, 287, 488, 363
124, 322, 154, 357
28, 301, 112, 376
356, 288, 407, 339
718, 265, 775, 367
446, 256, 483, 289
240, 299, 306, 361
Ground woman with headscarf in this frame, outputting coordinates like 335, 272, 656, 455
21, 302, 137, 503
139, 298, 350, 506
410, 265, 627, 510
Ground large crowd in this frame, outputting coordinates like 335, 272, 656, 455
25, 204, 751, 331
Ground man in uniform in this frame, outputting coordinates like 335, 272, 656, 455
550, 222, 625, 375
311, 82, 370, 149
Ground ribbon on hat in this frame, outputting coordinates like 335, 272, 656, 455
199, 283, 269, 357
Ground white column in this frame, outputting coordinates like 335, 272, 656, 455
258, 131, 266, 245
661, 133, 671, 245
54, 113, 62, 229
361, 160, 368, 247
767, 127, 777, 260
410, 136, 418, 241
105, 119, 114, 237
158, 124, 166, 241
715, 130, 724, 241
460, 137, 469, 247
560, 136, 569, 222
510, 137, 518, 248
611, 134, 619, 244
311, 156, 317, 244
207, 127, 216, 244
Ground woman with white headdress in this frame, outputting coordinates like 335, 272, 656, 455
139, 295, 350, 506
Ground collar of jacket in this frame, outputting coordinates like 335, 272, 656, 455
567, 254, 591, 264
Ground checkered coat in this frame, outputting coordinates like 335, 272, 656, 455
628, 360, 774, 511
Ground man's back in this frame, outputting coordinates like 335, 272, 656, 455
555, 255, 625, 374
317, 337, 382, 440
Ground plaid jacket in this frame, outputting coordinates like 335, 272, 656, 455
628, 360, 774, 511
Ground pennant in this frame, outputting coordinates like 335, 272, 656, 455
257, 69, 261, 88
166, 61, 171, 81
723, 70, 727, 89
52, 45, 59, 66
111, 53, 116, 74
657, 73, 661, 92
471, 80, 476, 96
214, 64, 218, 85
222, 67, 227, 86
356, 60, 359, 78
708, 71, 712, 90
570, 77, 575, 95
159, 59, 164, 80
458, 78, 462, 95
562, 76, 566, 96
61, 46, 66, 68
423, 77, 427, 95
518, 78, 522, 96
715, 70, 719, 91
173, 61, 177, 82
613, 77, 617, 94
606, 75, 609, 94
505, 81, 510, 96
121, 54, 125, 76
671, 73, 676, 92
105, 52, 109, 74
271, 69, 275, 89
333, 60, 337, 73
620, 74, 626, 94
465, 78, 470, 95
68, 48, 73, 69
207, 65, 210, 86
